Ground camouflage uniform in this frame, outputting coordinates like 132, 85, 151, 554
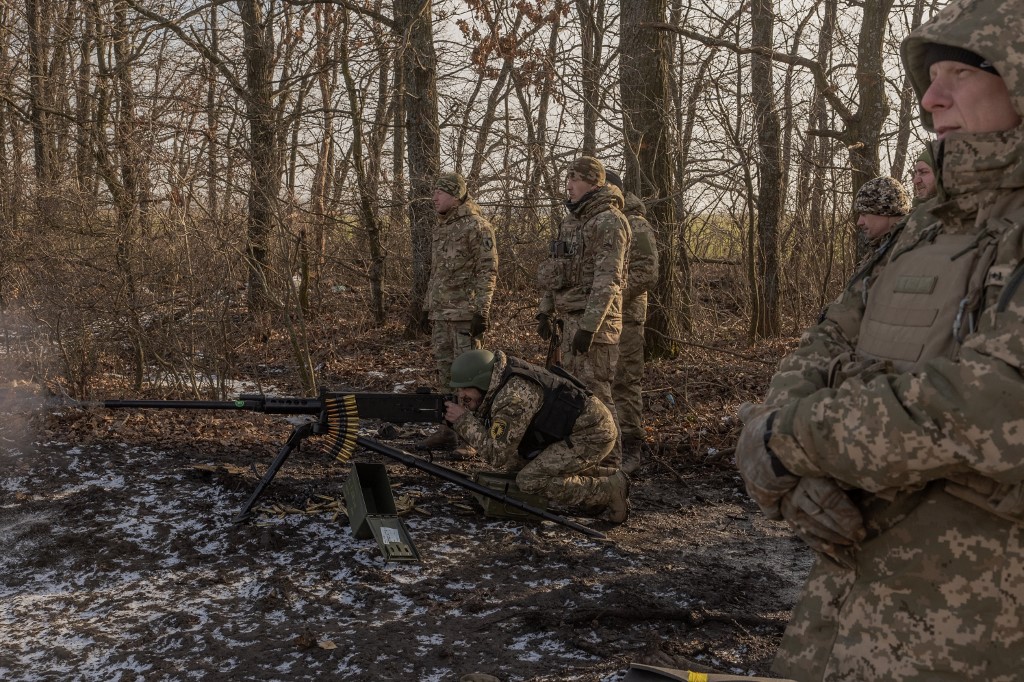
537, 160, 631, 459
746, 2, 1024, 679
451, 351, 621, 509
612, 191, 659, 444
425, 181, 498, 387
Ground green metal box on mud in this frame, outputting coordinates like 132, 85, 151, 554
342, 462, 420, 563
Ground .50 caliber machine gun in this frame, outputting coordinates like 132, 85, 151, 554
97, 389, 605, 539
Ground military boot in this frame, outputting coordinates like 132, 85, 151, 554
415, 424, 458, 451
600, 470, 631, 523
620, 437, 646, 475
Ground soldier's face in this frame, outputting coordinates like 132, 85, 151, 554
565, 174, 597, 203
433, 189, 459, 215
455, 387, 483, 412
912, 161, 936, 199
857, 213, 899, 241
922, 61, 1021, 138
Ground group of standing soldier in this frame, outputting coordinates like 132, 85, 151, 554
417, 155, 659, 524
412, 0, 1024, 677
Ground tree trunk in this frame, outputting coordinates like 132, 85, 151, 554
748, 0, 782, 340
847, 0, 894, 194
26, 0, 57, 185
238, 0, 279, 312
621, 0, 684, 358
396, 0, 440, 336
340, 5, 386, 325
890, 0, 926, 180
575, 0, 605, 156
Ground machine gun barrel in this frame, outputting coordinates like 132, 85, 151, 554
100, 391, 447, 423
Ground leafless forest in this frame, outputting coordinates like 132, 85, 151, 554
0, 1, 943, 679
0, 0, 942, 394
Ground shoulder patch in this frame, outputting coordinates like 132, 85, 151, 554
482, 236, 494, 251
490, 419, 509, 440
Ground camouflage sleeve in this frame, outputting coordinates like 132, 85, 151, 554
580, 212, 628, 332
624, 219, 659, 302
474, 220, 498, 317
770, 308, 1024, 492
762, 283, 865, 407
452, 378, 544, 471
538, 291, 555, 316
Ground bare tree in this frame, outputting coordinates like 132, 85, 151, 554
748, 0, 782, 339
890, 0, 927, 180
396, 0, 440, 336
575, 0, 607, 155
621, 0, 684, 357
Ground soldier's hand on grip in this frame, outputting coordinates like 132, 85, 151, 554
735, 402, 798, 520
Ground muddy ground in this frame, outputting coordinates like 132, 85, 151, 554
0, 308, 811, 681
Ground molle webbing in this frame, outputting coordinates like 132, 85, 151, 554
497, 357, 590, 459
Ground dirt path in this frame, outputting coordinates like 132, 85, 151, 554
1, 404, 811, 681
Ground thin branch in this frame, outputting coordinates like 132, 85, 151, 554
643, 21, 856, 126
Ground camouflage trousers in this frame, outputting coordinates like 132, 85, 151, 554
560, 314, 621, 465
430, 319, 481, 387
515, 433, 616, 509
612, 320, 645, 442
772, 485, 1024, 681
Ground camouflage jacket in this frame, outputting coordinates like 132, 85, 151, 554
762, 2, 1024, 678
424, 199, 498, 321
451, 351, 616, 471
621, 192, 660, 324
536, 184, 631, 342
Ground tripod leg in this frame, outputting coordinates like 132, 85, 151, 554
232, 423, 315, 524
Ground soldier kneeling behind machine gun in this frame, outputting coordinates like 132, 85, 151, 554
444, 349, 630, 523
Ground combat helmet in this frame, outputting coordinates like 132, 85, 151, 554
450, 349, 496, 392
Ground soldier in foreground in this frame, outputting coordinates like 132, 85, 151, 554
605, 170, 659, 474
536, 156, 631, 465
418, 172, 498, 451
853, 176, 910, 249
443, 349, 630, 523
736, 0, 1024, 678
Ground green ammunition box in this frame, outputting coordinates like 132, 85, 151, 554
342, 462, 420, 563
471, 471, 547, 521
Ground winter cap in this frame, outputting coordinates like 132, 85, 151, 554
604, 169, 623, 191
853, 176, 911, 217
567, 156, 605, 186
435, 172, 468, 200
915, 145, 935, 169
924, 43, 999, 75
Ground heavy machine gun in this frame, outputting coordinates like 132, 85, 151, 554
98, 389, 606, 539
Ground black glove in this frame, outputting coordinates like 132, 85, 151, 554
470, 313, 488, 337
536, 313, 553, 341
571, 329, 595, 354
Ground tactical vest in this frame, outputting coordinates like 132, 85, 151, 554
494, 356, 591, 459
857, 220, 1007, 372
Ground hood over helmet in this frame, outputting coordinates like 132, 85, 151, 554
901, 0, 1024, 132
